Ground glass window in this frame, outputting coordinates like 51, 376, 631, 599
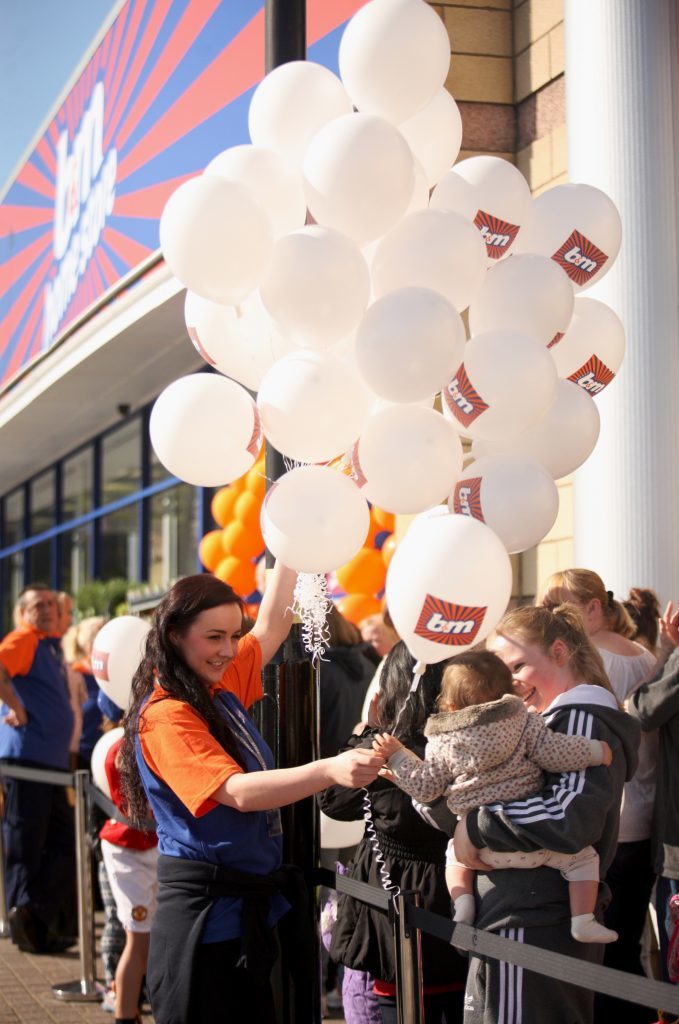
101, 418, 141, 505
28, 539, 51, 585
150, 441, 172, 485
148, 485, 198, 588
62, 447, 93, 520
3, 489, 24, 547
61, 524, 92, 594
99, 504, 139, 582
1, 552, 23, 632
29, 470, 55, 536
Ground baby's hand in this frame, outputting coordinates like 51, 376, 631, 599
372, 733, 402, 759
600, 740, 613, 766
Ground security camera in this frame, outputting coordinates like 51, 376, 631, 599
117, 403, 131, 417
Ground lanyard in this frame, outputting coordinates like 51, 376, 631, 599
216, 693, 268, 772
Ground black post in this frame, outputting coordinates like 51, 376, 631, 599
258, 7, 320, 1024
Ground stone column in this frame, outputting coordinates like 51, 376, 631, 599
565, 0, 679, 604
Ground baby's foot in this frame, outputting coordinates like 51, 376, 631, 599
571, 913, 618, 944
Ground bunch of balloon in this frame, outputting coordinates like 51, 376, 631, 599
149, 0, 625, 668
334, 506, 395, 625
197, 448, 267, 602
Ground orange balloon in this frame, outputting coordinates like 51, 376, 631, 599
246, 464, 267, 502
336, 593, 382, 626
199, 530, 226, 572
381, 534, 397, 569
371, 507, 395, 532
222, 519, 265, 561
230, 471, 249, 495
234, 490, 262, 529
336, 547, 386, 596
214, 556, 257, 597
211, 487, 238, 528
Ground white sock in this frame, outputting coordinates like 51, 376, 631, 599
571, 913, 618, 944
452, 893, 476, 925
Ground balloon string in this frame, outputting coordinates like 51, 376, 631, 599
362, 788, 401, 906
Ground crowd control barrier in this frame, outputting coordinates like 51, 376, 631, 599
2, 760, 679, 1021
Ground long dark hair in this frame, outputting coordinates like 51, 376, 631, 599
376, 641, 445, 741
120, 575, 247, 826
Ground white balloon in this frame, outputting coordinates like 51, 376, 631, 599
514, 183, 622, 292
320, 811, 364, 849
150, 375, 262, 487
356, 287, 466, 403
260, 226, 370, 348
405, 157, 431, 215
184, 291, 293, 391
468, 253, 574, 348
371, 209, 487, 312
433, 156, 532, 262
205, 144, 306, 238
441, 330, 558, 441
91, 617, 151, 711
303, 113, 415, 245
248, 61, 352, 168
261, 465, 370, 573
386, 512, 513, 666
398, 88, 462, 187
429, 167, 478, 221
448, 454, 559, 554
549, 297, 625, 396
257, 350, 371, 464
90, 727, 124, 799
339, 0, 451, 124
471, 379, 601, 480
159, 175, 272, 305
349, 405, 463, 514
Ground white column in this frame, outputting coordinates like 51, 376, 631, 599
565, 0, 679, 605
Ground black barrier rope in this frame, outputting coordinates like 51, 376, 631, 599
316, 867, 679, 1016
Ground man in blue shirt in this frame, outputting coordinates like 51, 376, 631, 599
0, 584, 76, 954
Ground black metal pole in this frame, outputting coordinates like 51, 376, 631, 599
258, 6, 320, 1024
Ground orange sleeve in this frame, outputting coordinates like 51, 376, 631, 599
0, 628, 39, 679
139, 695, 243, 817
217, 632, 263, 708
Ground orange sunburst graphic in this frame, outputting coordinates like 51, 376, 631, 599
552, 229, 608, 286
568, 354, 615, 396
187, 325, 216, 366
415, 594, 487, 646
246, 404, 263, 458
443, 365, 489, 428
452, 477, 485, 522
474, 209, 520, 259
548, 331, 564, 350
349, 441, 367, 488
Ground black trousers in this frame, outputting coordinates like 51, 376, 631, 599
2, 771, 75, 930
193, 938, 277, 1024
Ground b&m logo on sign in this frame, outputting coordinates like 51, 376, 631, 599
568, 354, 615, 396
91, 649, 110, 682
43, 81, 117, 349
443, 365, 489, 429
452, 477, 484, 522
474, 210, 520, 260
552, 229, 608, 287
415, 594, 487, 647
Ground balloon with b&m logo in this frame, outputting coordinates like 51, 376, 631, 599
151, 0, 624, 670
91, 616, 150, 711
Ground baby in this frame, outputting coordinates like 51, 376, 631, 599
373, 650, 617, 944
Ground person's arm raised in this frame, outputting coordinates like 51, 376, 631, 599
210, 746, 384, 812
251, 562, 297, 667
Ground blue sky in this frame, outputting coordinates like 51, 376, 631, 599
0, 0, 120, 192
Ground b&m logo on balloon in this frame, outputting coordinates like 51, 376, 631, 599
443, 365, 489, 428
349, 441, 368, 488
548, 331, 565, 350
473, 210, 520, 260
452, 477, 484, 522
187, 325, 217, 367
415, 594, 487, 646
552, 229, 608, 287
91, 650, 110, 683
568, 354, 615, 396
246, 405, 263, 459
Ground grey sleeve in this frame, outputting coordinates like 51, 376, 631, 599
629, 648, 679, 730
387, 738, 452, 804
524, 714, 605, 771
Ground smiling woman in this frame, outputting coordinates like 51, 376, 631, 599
119, 564, 384, 1024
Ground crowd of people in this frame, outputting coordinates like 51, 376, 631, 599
1, 568, 679, 1024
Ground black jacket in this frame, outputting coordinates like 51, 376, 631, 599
319, 644, 377, 759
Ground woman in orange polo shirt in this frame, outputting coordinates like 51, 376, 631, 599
119, 564, 383, 1024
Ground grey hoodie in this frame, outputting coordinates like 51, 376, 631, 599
465, 684, 640, 931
